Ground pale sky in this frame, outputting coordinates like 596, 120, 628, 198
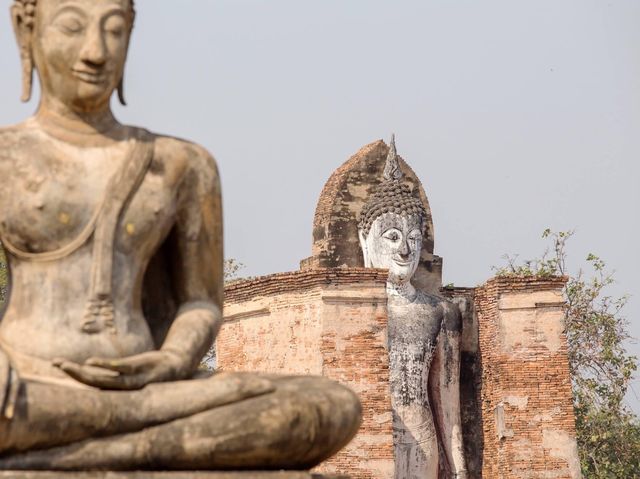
0, 0, 638, 410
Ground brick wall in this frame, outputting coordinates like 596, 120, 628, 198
475, 276, 581, 479
219, 268, 395, 479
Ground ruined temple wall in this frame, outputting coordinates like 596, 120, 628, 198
219, 287, 324, 375
219, 269, 395, 479
219, 271, 581, 479
319, 285, 394, 478
475, 277, 581, 479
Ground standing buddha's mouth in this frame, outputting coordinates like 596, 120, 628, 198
393, 259, 413, 267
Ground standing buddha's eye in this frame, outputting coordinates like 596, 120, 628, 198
407, 230, 422, 243
382, 229, 401, 242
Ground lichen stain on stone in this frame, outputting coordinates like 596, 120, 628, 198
57, 212, 70, 225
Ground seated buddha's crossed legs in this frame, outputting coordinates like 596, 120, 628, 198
0, 374, 361, 470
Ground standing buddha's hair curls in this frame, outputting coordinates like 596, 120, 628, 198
357, 135, 428, 237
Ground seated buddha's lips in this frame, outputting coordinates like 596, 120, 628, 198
71, 69, 106, 84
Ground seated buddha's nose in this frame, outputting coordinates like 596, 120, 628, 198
79, 26, 108, 67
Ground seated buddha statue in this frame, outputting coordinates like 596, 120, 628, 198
357, 137, 467, 479
0, 0, 360, 470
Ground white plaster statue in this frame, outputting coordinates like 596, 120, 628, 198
358, 136, 467, 479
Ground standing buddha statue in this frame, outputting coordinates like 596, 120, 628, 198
358, 136, 467, 479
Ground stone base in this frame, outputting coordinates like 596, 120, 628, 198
0, 473, 346, 479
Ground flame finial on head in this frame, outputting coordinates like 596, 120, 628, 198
382, 134, 403, 182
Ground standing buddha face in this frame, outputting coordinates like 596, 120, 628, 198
14, 0, 134, 111
361, 212, 423, 285
357, 136, 427, 287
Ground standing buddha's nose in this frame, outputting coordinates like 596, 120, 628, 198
398, 237, 410, 257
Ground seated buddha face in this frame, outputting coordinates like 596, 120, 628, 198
360, 212, 423, 285
12, 0, 134, 110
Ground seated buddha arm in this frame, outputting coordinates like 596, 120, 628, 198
158, 142, 224, 374
428, 301, 467, 478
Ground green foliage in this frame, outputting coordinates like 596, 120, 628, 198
575, 399, 640, 478
223, 258, 245, 284
492, 229, 570, 278
495, 230, 640, 478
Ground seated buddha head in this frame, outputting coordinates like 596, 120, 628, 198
10, 0, 135, 107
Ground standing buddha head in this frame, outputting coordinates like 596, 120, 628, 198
358, 135, 427, 286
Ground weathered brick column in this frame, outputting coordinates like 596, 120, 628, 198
219, 268, 395, 479
475, 276, 581, 479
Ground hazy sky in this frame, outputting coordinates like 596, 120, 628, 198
1, 0, 638, 410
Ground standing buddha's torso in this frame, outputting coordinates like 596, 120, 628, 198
387, 288, 443, 454
387, 289, 443, 407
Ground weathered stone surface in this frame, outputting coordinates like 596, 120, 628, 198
0, 0, 361, 471
301, 140, 442, 294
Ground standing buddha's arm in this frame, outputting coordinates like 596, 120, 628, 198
428, 301, 467, 479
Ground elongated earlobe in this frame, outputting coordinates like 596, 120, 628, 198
11, 3, 34, 103
20, 52, 33, 102
359, 230, 371, 267
118, 4, 135, 107
117, 78, 126, 106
